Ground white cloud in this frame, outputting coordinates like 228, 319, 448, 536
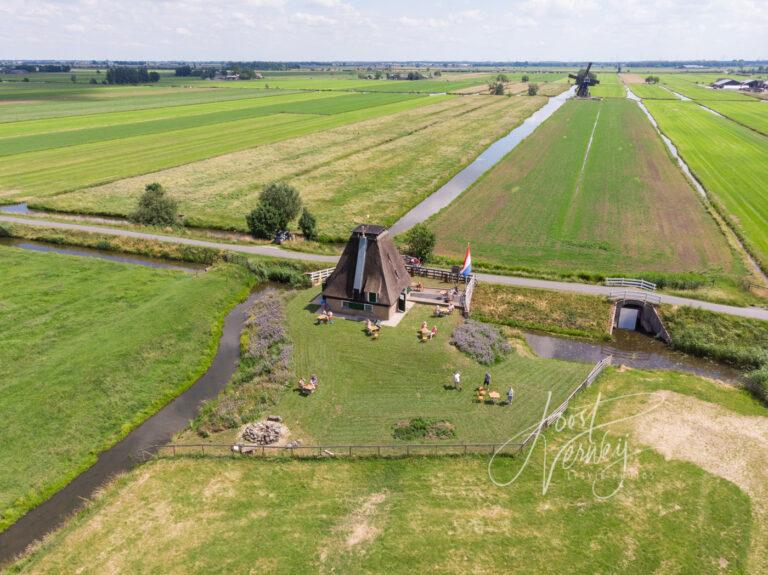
294, 11, 337, 26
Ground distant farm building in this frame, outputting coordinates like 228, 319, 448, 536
742, 79, 767, 91
711, 78, 746, 90
322, 225, 410, 321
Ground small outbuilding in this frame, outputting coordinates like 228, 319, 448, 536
322, 225, 410, 321
711, 78, 742, 89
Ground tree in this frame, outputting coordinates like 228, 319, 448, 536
645, 75, 660, 84
246, 203, 284, 239
70, 74, 77, 83
131, 183, 179, 226
496, 73, 509, 82
298, 208, 318, 241
488, 81, 505, 95
403, 223, 436, 263
521, 74, 529, 82
89, 78, 98, 84
148, 71, 161, 82
246, 181, 303, 239
527, 83, 539, 96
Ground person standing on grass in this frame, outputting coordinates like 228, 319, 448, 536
454, 370, 461, 391
484, 372, 491, 388
507, 387, 514, 405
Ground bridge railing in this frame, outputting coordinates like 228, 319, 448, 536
306, 267, 336, 285
609, 290, 662, 305
605, 277, 657, 292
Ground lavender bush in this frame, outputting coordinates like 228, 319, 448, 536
450, 320, 511, 365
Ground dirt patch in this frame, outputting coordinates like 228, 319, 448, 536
345, 492, 387, 549
619, 73, 646, 84
631, 390, 768, 572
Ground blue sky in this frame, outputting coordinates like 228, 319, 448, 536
1, 0, 765, 61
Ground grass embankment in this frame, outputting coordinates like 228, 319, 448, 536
0, 247, 253, 531
43, 95, 545, 239
645, 99, 768, 273
431, 98, 740, 281
264, 288, 591, 445
12, 368, 765, 574
472, 283, 612, 339
660, 306, 768, 402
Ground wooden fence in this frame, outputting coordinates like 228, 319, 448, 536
405, 264, 474, 284
609, 290, 662, 306
306, 267, 336, 286
157, 357, 612, 461
517, 355, 613, 451
605, 278, 657, 291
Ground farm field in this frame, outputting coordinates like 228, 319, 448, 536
658, 75, 754, 101
41, 95, 546, 239
644, 99, 768, 270
0, 247, 252, 531
699, 100, 768, 136
624, 83, 677, 99
13, 368, 765, 574
0, 84, 293, 123
430, 98, 738, 278
590, 73, 626, 98
0, 92, 446, 201
271, 288, 592, 444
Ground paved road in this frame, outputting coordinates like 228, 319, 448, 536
3, 214, 768, 321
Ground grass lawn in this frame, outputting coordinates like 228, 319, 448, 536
42, 95, 546, 240
658, 75, 754, 101
590, 73, 626, 98
12, 368, 764, 574
0, 247, 253, 531
270, 287, 592, 445
644, 100, 768, 271
430, 98, 738, 279
625, 84, 677, 100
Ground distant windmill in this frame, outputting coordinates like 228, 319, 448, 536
569, 62, 600, 97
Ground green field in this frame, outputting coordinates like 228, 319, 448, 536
40, 95, 546, 239
0, 247, 252, 531
645, 99, 768, 270
700, 101, 768, 136
13, 368, 765, 574
590, 73, 626, 98
270, 287, 591, 444
430, 98, 738, 277
658, 75, 754, 101
0, 92, 444, 200
625, 83, 677, 99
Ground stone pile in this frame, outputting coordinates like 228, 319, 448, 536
241, 420, 286, 445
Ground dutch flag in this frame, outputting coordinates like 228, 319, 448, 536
459, 244, 472, 277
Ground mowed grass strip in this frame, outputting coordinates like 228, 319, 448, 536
431, 98, 736, 276
44, 95, 545, 239
0, 92, 419, 156
590, 73, 626, 98
645, 99, 768, 270
271, 288, 591, 445
625, 84, 677, 100
658, 75, 754, 101
0, 248, 252, 531
0, 94, 443, 199
14, 369, 760, 573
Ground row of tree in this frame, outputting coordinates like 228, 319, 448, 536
106, 67, 160, 84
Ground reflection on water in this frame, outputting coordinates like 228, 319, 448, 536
524, 330, 742, 384
0, 237, 204, 273
0, 202, 30, 214
390, 86, 576, 234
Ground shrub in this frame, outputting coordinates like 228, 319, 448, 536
393, 418, 456, 440
0, 224, 11, 237
528, 83, 539, 96
521, 74, 529, 82
131, 183, 178, 226
745, 367, 768, 404
450, 320, 511, 365
298, 208, 318, 241
403, 223, 436, 263
488, 81, 505, 95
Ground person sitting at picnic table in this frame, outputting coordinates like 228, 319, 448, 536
298, 377, 306, 390
421, 320, 428, 331
507, 387, 514, 405
415, 281, 424, 292
327, 310, 333, 324
447, 302, 455, 314
429, 325, 438, 340
434, 305, 444, 317
309, 374, 318, 391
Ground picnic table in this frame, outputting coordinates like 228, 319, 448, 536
316, 314, 329, 324
488, 391, 501, 401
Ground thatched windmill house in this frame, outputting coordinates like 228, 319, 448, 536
322, 225, 410, 321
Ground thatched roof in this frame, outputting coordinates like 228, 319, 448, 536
323, 225, 410, 307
